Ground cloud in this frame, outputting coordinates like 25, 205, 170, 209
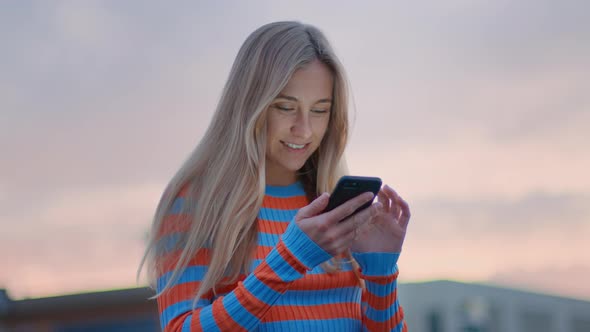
348, 134, 590, 201
1, 182, 161, 234
2, 240, 147, 299
0, 2, 258, 201
0, 183, 161, 298
396, 191, 590, 289
2, 1, 589, 301
347, 36, 590, 147
325, 1, 590, 148
3, 0, 588, 199
411, 191, 590, 234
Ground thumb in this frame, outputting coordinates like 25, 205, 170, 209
296, 193, 330, 220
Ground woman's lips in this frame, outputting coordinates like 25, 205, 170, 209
281, 140, 310, 153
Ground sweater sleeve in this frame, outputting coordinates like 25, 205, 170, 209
156, 197, 332, 332
351, 252, 408, 332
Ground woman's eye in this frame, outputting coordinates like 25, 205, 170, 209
311, 109, 329, 114
275, 105, 295, 111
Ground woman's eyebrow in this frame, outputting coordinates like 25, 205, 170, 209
276, 94, 298, 101
276, 94, 332, 103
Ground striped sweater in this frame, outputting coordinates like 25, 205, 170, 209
156, 181, 407, 331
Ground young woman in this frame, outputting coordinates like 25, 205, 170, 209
139, 21, 411, 332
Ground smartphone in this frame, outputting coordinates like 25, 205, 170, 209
323, 176, 382, 217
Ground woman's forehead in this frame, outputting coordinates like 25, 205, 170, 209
278, 60, 334, 102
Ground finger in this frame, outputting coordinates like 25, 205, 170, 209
383, 185, 401, 218
385, 185, 411, 229
325, 192, 375, 224
397, 196, 411, 229
377, 189, 391, 213
339, 201, 382, 234
296, 192, 330, 220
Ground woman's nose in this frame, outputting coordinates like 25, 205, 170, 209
291, 111, 312, 138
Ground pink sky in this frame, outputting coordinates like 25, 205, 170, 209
1, 1, 589, 301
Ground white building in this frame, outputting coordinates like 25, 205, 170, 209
398, 280, 590, 332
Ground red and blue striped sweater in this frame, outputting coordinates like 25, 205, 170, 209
156, 181, 407, 331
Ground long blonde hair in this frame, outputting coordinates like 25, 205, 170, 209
138, 21, 351, 302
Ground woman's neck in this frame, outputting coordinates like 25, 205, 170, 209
265, 169, 297, 186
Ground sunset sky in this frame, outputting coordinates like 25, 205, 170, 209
1, 0, 589, 301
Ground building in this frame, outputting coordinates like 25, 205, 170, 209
1, 280, 589, 331
0, 287, 158, 332
398, 280, 590, 332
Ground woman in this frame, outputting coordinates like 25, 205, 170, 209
138, 21, 411, 331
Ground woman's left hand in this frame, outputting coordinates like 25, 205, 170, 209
351, 184, 411, 253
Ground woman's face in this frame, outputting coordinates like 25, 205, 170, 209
265, 59, 333, 185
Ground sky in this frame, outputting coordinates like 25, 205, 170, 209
1, 0, 589, 301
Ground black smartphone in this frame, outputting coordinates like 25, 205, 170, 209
323, 176, 382, 216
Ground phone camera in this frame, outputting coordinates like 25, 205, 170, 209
343, 181, 359, 189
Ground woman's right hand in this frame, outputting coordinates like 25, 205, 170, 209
294, 192, 382, 256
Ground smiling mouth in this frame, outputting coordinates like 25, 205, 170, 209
281, 141, 309, 150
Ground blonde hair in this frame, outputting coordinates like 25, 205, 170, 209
138, 21, 352, 303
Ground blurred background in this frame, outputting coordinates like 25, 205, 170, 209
1, 0, 589, 331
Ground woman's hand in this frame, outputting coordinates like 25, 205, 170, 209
295, 192, 381, 256
351, 184, 410, 253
